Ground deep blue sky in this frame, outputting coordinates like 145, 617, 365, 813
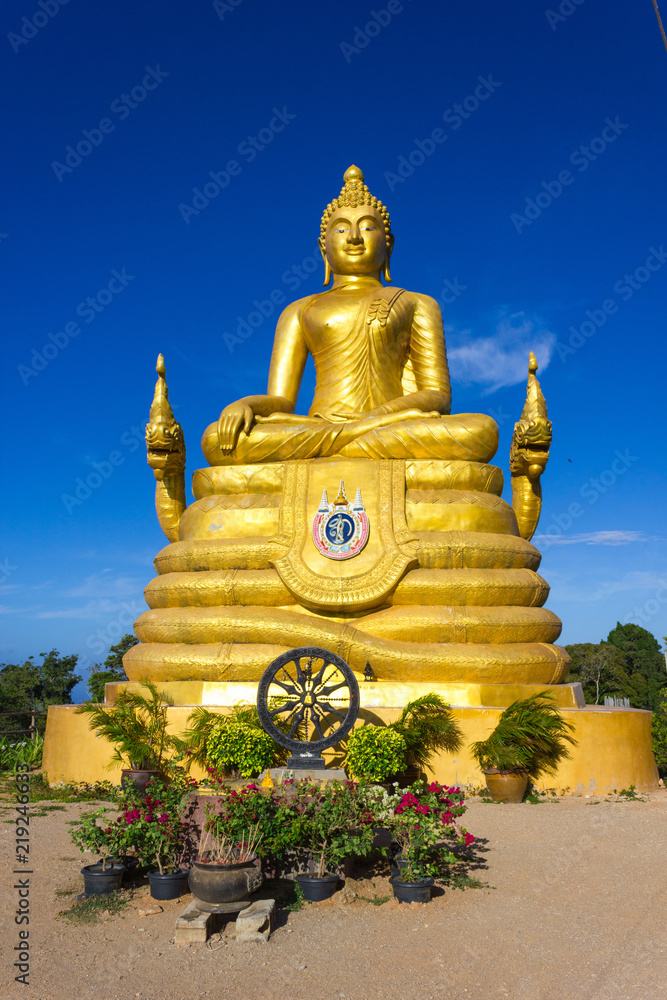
2, 0, 666, 699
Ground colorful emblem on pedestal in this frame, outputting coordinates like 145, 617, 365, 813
312, 480, 369, 560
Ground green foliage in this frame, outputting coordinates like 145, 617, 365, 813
651, 687, 667, 778
203, 783, 303, 862
0, 650, 81, 733
180, 702, 292, 775
566, 624, 666, 711
469, 692, 577, 780
116, 775, 193, 873
361, 781, 473, 881
606, 622, 666, 711
0, 733, 44, 773
565, 642, 627, 705
388, 693, 463, 769
205, 722, 274, 779
27, 774, 117, 802
346, 726, 407, 782
61, 891, 129, 924
292, 780, 377, 877
75, 680, 182, 773
86, 634, 137, 702
70, 806, 127, 868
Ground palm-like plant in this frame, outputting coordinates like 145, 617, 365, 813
75, 680, 181, 772
469, 692, 577, 780
388, 693, 463, 770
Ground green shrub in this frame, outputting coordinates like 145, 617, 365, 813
0, 734, 44, 773
346, 726, 406, 782
205, 722, 274, 779
652, 689, 667, 778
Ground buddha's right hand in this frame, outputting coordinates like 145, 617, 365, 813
217, 401, 254, 452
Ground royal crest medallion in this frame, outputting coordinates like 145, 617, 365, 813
312, 480, 369, 560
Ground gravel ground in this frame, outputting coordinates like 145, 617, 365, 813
1, 788, 666, 1000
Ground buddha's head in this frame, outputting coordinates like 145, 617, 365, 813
320, 165, 394, 285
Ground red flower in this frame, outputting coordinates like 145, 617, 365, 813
464, 832, 475, 846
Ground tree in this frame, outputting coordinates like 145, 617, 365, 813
0, 650, 81, 733
605, 623, 666, 711
86, 634, 138, 702
565, 643, 628, 705
651, 688, 667, 778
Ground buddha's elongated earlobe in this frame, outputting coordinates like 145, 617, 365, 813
319, 237, 332, 287
382, 234, 394, 283
382, 254, 392, 283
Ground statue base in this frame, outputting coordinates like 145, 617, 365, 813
42, 679, 658, 794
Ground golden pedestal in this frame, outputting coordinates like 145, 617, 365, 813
41, 456, 658, 790
124, 456, 569, 686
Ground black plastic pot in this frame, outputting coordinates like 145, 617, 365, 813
189, 856, 263, 904
389, 854, 410, 878
389, 875, 434, 904
147, 868, 190, 900
81, 862, 126, 896
294, 873, 339, 901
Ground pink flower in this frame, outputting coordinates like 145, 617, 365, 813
465, 832, 475, 846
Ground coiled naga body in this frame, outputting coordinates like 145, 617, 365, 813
128, 166, 567, 689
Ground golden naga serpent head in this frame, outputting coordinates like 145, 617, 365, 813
509, 352, 552, 480
145, 354, 185, 480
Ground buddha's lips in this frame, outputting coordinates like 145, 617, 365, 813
345, 247, 365, 255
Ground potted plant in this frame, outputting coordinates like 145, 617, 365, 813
180, 701, 298, 778
75, 680, 182, 792
291, 781, 376, 901
470, 692, 577, 802
345, 725, 407, 784
70, 806, 128, 896
192, 782, 302, 902
388, 693, 463, 781
378, 782, 475, 904
118, 775, 192, 899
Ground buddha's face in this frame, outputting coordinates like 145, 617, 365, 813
322, 205, 392, 276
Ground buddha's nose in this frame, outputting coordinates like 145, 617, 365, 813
347, 228, 363, 244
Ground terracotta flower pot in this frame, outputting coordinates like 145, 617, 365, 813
483, 769, 529, 803
121, 769, 163, 795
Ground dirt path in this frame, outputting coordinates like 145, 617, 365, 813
1, 790, 666, 1000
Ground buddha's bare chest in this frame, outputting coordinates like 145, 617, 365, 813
302, 291, 409, 352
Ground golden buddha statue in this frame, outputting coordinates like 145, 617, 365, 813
42, 165, 660, 796
129, 165, 568, 691
202, 165, 495, 468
